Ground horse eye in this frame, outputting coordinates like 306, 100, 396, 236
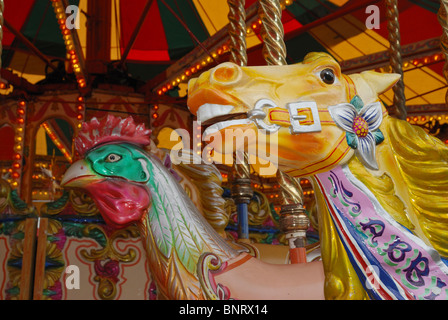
106, 153, 122, 163
320, 68, 335, 85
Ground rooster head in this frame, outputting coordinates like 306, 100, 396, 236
61, 116, 152, 228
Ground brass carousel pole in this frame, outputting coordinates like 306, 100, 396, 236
385, 0, 407, 120
228, 0, 248, 66
227, 0, 253, 241
438, 0, 448, 104
258, 0, 287, 65
277, 171, 309, 264
258, 0, 309, 263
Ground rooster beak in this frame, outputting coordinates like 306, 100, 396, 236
61, 159, 103, 188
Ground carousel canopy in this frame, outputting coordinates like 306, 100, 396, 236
1, 0, 445, 106
1, 0, 447, 161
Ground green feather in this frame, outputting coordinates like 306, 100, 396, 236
148, 175, 173, 258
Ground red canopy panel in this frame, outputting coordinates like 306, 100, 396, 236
353, 0, 443, 75
3, 0, 35, 47
120, 0, 170, 62
375, 2, 441, 45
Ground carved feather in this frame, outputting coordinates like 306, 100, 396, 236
148, 186, 173, 258
164, 190, 202, 274
151, 160, 206, 273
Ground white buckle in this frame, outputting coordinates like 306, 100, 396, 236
287, 101, 322, 134
248, 99, 281, 134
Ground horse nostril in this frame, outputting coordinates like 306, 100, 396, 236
211, 63, 242, 85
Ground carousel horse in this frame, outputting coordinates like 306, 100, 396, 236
61, 115, 324, 300
187, 52, 448, 300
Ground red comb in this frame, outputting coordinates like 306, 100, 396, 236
75, 115, 151, 156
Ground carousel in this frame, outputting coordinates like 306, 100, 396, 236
0, 0, 447, 300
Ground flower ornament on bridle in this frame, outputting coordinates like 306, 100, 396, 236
328, 95, 384, 170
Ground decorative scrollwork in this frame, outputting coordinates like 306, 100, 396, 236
80, 225, 139, 263
40, 189, 99, 216
0, 179, 9, 213
197, 252, 234, 300
69, 190, 99, 216
0, 179, 36, 216
94, 259, 119, 300
39, 215, 141, 300
79, 225, 140, 300
2, 219, 29, 299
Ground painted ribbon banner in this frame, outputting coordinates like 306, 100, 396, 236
315, 165, 448, 300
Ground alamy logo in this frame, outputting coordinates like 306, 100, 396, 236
65, 5, 80, 30
65, 265, 80, 290
169, 121, 279, 176
365, 5, 380, 30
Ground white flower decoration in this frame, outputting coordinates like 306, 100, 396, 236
328, 96, 384, 170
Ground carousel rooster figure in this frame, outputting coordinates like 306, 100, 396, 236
61, 115, 325, 300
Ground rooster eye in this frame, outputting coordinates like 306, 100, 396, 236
320, 68, 335, 84
105, 153, 122, 163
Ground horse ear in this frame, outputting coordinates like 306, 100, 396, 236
359, 71, 401, 95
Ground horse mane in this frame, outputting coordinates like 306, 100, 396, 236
347, 154, 414, 230
349, 116, 448, 258
345, 66, 448, 258
175, 161, 231, 237
316, 67, 448, 298
384, 116, 448, 258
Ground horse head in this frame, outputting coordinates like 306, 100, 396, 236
188, 52, 448, 300
187, 52, 400, 176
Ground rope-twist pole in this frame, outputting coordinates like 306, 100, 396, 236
227, 0, 252, 241
438, 0, 448, 105
228, 0, 248, 67
385, 0, 407, 120
258, 0, 287, 65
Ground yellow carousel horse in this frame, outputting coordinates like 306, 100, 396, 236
187, 52, 448, 299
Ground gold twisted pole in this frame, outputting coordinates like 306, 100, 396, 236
276, 170, 303, 205
385, 0, 407, 120
230, 152, 253, 241
227, 0, 253, 241
257, 0, 308, 262
258, 0, 287, 65
438, 0, 448, 105
228, 0, 247, 67
276, 171, 309, 264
